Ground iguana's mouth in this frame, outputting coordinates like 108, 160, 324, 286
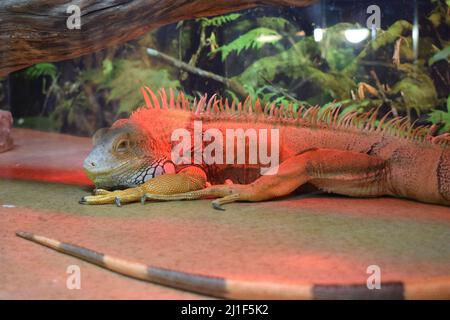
83, 160, 133, 178
84, 160, 148, 188
84, 158, 175, 189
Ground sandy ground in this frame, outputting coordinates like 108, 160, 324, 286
0, 129, 450, 299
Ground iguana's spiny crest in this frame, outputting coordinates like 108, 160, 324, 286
83, 87, 446, 189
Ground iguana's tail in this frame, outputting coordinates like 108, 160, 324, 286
16, 231, 450, 299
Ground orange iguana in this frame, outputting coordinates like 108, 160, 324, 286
16, 87, 450, 299
77, 87, 450, 209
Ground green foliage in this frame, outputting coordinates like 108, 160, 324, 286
234, 36, 355, 102
428, 0, 450, 28
346, 20, 413, 74
240, 84, 304, 109
391, 64, 439, 114
428, 95, 450, 133
102, 59, 114, 76
371, 20, 413, 51
255, 17, 294, 31
24, 63, 57, 79
14, 116, 58, 131
213, 27, 282, 61
84, 59, 180, 114
320, 23, 359, 72
429, 45, 450, 65
197, 13, 241, 27
318, 99, 377, 119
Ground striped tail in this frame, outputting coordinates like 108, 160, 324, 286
16, 231, 450, 299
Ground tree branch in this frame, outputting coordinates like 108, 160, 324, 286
0, 0, 316, 76
147, 47, 248, 98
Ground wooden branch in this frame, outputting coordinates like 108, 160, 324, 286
0, 0, 316, 77
147, 47, 248, 98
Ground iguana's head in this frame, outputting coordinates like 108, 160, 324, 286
83, 123, 175, 189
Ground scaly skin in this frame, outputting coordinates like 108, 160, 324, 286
17, 88, 450, 299
80, 87, 450, 208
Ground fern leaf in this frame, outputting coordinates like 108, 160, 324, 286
214, 27, 281, 61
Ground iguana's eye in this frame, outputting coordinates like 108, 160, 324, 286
115, 139, 130, 153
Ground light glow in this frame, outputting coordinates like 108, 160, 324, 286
256, 34, 282, 43
344, 28, 370, 44
313, 28, 324, 42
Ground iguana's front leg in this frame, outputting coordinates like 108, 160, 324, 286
143, 148, 387, 210
80, 166, 207, 206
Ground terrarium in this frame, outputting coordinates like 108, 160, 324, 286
0, 0, 449, 301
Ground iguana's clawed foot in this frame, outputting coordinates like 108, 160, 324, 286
139, 184, 251, 210
211, 194, 241, 211
93, 188, 111, 195
80, 187, 144, 206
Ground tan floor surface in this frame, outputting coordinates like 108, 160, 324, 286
1, 129, 449, 299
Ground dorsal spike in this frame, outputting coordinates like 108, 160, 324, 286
183, 92, 190, 110
296, 106, 305, 120
269, 103, 276, 117
385, 117, 400, 134
332, 106, 342, 126
243, 96, 251, 113
206, 94, 217, 114
282, 105, 288, 119
144, 86, 160, 109
237, 102, 242, 114
141, 87, 153, 109
398, 119, 410, 138
263, 102, 270, 115
213, 98, 220, 114
357, 112, 370, 128
231, 100, 236, 113
407, 119, 418, 139
255, 99, 262, 114
286, 103, 293, 119
376, 111, 393, 132
302, 107, 313, 123
313, 106, 321, 125
320, 103, 334, 123
342, 111, 356, 127
169, 88, 175, 109
159, 88, 168, 109
175, 91, 182, 109
224, 98, 231, 113
365, 107, 380, 130
247, 98, 253, 116
219, 98, 225, 113
196, 95, 207, 114
274, 107, 280, 119
191, 97, 198, 114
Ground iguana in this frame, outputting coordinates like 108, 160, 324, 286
16, 87, 450, 299
78, 87, 450, 209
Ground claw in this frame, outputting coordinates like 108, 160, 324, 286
93, 188, 110, 195
115, 197, 122, 207
141, 194, 147, 205
212, 200, 225, 211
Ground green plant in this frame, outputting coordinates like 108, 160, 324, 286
429, 45, 450, 65
24, 63, 57, 80
213, 27, 282, 61
196, 13, 241, 27
428, 95, 450, 133
84, 59, 180, 114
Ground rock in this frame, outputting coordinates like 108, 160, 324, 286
0, 110, 13, 153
